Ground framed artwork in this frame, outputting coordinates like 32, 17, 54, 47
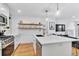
49, 22, 55, 30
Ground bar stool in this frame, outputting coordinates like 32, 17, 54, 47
72, 41, 79, 56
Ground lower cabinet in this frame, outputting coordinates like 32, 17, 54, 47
2, 42, 14, 56
36, 40, 42, 56
42, 42, 72, 56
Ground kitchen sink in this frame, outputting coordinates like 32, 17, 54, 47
36, 35, 44, 37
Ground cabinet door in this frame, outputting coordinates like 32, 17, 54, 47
36, 40, 42, 56
2, 42, 14, 56
42, 42, 72, 56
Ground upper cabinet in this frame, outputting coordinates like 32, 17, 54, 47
0, 4, 9, 30
0, 4, 9, 16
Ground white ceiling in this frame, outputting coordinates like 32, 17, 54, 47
7, 3, 79, 19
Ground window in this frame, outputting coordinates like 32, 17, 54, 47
56, 24, 65, 32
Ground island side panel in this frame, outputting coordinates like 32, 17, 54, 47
0, 41, 2, 56
42, 42, 72, 56
36, 39, 42, 56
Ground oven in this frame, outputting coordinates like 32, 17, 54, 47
0, 36, 14, 56
0, 14, 7, 26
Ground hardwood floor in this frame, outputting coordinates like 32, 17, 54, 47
12, 43, 35, 56
12, 43, 79, 56
72, 47, 79, 56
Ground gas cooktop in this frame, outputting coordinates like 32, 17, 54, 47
0, 35, 14, 47
0, 35, 14, 40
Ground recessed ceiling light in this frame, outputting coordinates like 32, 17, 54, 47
72, 16, 76, 18
45, 18, 48, 21
17, 9, 21, 13
56, 10, 60, 16
1, 7, 5, 10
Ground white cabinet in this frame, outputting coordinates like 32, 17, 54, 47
0, 4, 9, 30
42, 42, 72, 56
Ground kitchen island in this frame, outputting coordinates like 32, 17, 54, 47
33, 34, 78, 56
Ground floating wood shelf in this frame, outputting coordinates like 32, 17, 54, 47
18, 23, 42, 26
18, 27, 43, 29
18, 23, 44, 29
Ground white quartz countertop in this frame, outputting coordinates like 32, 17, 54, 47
33, 34, 79, 45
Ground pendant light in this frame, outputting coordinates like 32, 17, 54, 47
56, 3, 60, 16
45, 9, 49, 21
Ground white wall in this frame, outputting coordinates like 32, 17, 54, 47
72, 20, 79, 38
11, 16, 47, 44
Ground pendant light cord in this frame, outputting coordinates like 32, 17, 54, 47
45, 9, 48, 17
57, 3, 59, 11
